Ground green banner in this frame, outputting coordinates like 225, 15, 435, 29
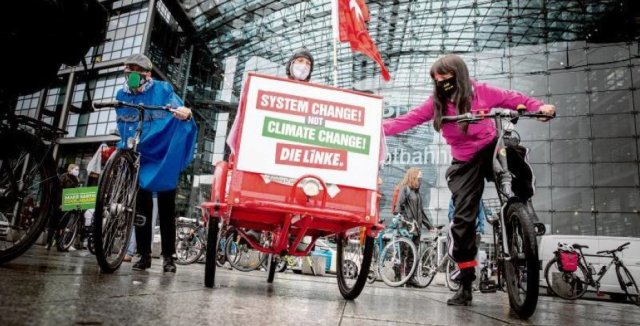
62, 187, 98, 211
262, 116, 370, 154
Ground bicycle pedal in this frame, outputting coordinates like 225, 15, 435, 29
134, 214, 146, 226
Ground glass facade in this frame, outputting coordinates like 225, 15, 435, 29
175, 0, 639, 236
12, 0, 640, 230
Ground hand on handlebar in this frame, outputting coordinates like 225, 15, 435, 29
169, 106, 192, 121
536, 104, 556, 122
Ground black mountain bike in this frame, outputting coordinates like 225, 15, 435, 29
544, 242, 639, 305
91, 101, 168, 273
442, 107, 554, 319
0, 110, 65, 264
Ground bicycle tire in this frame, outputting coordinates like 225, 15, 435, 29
378, 237, 417, 287
175, 223, 203, 265
267, 254, 277, 283
412, 246, 437, 288
57, 211, 80, 251
503, 202, 539, 319
445, 257, 460, 291
616, 263, 640, 306
336, 230, 374, 300
543, 257, 589, 300
225, 234, 265, 272
204, 217, 219, 288
93, 150, 137, 273
0, 131, 55, 265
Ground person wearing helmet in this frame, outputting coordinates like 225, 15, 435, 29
286, 48, 314, 82
116, 53, 197, 273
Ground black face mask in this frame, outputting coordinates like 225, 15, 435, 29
436, 76, 457, 98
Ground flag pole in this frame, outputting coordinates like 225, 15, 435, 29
331, 0, 339, 87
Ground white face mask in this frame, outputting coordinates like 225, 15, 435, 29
71, 169, 80, 177
291, 63, 310, 81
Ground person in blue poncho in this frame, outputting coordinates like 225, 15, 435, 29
115, 54, 197, 273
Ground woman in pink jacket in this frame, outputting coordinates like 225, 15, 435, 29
383, 54, 555, 306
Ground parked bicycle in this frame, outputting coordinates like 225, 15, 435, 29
55, 207, 85, 251
175, 216, 206, 265
414, 225, 460, 290
368, 214, 419, 287
0, 109, 65, 264
90, 101, 167, 273
441, 106, 553, 318
544, 242, 639, 305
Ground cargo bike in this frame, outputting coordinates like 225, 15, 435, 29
201, 73, 385, 299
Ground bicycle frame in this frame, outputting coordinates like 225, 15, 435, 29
578, 250, 620, 290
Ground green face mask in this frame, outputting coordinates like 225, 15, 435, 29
127, 72, 142, 89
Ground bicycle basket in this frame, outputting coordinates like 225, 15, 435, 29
558, 250, 578, 272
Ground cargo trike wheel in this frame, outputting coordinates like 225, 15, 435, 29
204, 217, 219, 288
336, 227, 374, 300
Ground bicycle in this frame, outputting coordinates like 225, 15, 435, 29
370, 214, 419, 287
544, 242, 640, 305
90, 100, 167, 273
442, 106, 554, 319
175, 216, 206, 265
0, 109, 66, 264
56, 207, 85, 251
413, 225, 460, 290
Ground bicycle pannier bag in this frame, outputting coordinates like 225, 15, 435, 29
558, 250, 578, 272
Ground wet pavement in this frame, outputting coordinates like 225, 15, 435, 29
1, 246, 639, 326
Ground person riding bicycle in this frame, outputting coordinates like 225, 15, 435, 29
382, 54, 555, 306
392, 167, 434, 285
46, 164, 80, 251
115, 53, 197, 273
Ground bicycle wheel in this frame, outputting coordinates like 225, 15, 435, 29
175, 223, 203, 265
367, 244, 379, 284
57, 211, 80, 251
215, 234, 226, 267
225, 234, 265, 272
93, 150, 137, 273
413, 246, 437, 288
543, 257, 588, 300
266, 254, 277, 283
503, 202, 539, 319
616, 263, 640, 306
445, 257, 460, 291
0, 131, 55, 264
378, 237, 417, 287
204, 217, 219, 288
336, 227, 374, 300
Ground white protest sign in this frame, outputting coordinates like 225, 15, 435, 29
236, 74, 382, 190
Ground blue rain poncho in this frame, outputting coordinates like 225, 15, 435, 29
115, 80, 197, 192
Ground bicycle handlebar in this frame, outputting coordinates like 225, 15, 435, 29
441, 107, 555, 123
596, 242, 630, 255
92, 101, 169, 111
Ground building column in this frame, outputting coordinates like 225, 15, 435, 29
52, 69, 75, 160
141, 0, 157, 55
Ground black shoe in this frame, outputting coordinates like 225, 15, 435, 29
132, 255, 152, 271
163, 256, 176, 273
447, 282, 473, 306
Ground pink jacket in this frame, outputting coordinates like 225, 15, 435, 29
383, 81, 544, 162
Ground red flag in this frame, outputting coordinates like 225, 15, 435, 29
335, 0, 390, 81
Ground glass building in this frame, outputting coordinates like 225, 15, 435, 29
13, 0, 640, 235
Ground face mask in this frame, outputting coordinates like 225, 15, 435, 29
436, 76, 457, 98
71, 169, 80, 177
291, 63, 310, 81
126, 72, 146, 89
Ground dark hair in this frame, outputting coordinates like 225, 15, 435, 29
429, 54, 473, 132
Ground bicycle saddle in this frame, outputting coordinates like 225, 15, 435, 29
572, 243, 589, 250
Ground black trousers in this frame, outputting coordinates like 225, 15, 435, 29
446, 140, 496, 265
135, 189, 177, 257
